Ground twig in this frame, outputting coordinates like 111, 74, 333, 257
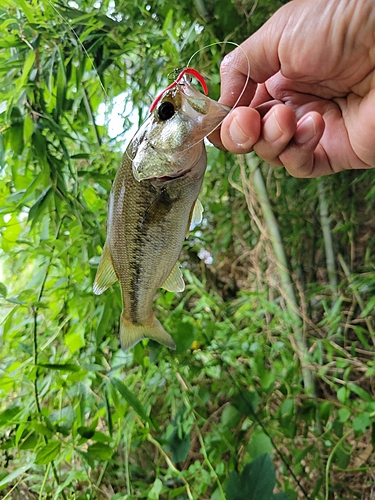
337, 253, 374, 345
82, 85, 102, 147
325, 430, 352, 500
146, 434, 194, 500
317, 180, 338, 295
39, 463, 51, 499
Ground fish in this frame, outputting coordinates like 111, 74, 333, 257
93, 68, 230, 351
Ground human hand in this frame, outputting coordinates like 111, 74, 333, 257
210, 0, 375, 177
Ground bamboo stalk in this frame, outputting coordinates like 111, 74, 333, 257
242, 154, 315, 394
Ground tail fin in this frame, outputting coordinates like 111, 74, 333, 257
120, 314, 176, 351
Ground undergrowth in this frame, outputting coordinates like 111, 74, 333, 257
1, 0, 375, 498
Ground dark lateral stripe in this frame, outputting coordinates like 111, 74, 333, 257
127, 181, 156, 325
129, 240, 143, 325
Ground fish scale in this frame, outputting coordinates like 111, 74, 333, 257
93, 71, 230, 350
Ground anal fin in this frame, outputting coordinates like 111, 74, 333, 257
161, 261, 185, 292
93, 242, 117, 295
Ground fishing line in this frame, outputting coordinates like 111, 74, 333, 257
43, 0, 109, 100
125, 40, 251, 165
186, 40, 251, 115
177, 40, 250, 155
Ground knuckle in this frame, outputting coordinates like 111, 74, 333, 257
220, 53, 233, 76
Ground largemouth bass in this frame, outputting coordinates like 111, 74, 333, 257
93, 69, 230, 350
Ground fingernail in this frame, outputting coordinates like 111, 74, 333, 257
229, 118, 249, 145
263, 112, 284, 142
295, 115, 316, 144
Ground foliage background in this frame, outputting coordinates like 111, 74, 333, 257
0, 0, 375, 499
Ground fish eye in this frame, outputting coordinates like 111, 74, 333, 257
157, 101, 175, 121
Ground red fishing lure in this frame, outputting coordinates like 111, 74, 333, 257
149, 68, 208, 113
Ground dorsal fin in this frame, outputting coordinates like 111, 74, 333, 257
188, 199, 203, 233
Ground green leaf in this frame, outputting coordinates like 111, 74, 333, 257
15, 0, 36, 23
221, 404, 241, 428
75, 449, 95, 468
352, 326, 372, 350
148, 477, 164, 500
168, 429, 191, 463
162, 9, 174, 34
260, 370, 275, 391
1, 214, 22, 251
360, 295, 375, 317
37, 363, 80, 372
77, 426, 95, 439
226, 471, 242, 500
0, 282, 7, 298
242, 454, 276, 500
19, 431, 38, 450
20, 50, 35, 87
337, 408, 351, 423
55, 52, 66, 119
337, 386, 348, 404
347, 382, 372, 402
334, 443, 351, 469
110, 378, 154, 428
32, 422, 54, 438
86, 442, 113, 461
226, 454, 277, 500
280, 399, 294, 417
65, 329, 85, 354
0, 407, 21, 426
83, 186, 100, 211
232, 390, 259, 416
353, 413, 372, 433
52, 470, 88, 500
23, 113, 34, 143
248, 429, 273, 459
169, 486, 187, 498
28, 186, 53, 224
104, 389, 113, 437
0, 464, 31, 489
8, 123, 24, 155
173, 320, 196, 353
35, 440, 61, 465
70, 153, 90, 159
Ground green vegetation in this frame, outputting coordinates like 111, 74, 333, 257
1, 0, 374, 498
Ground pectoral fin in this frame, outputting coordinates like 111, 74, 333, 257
161, 261, 185, 292
188, 198, 203, 232
93, 242, 117, 295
